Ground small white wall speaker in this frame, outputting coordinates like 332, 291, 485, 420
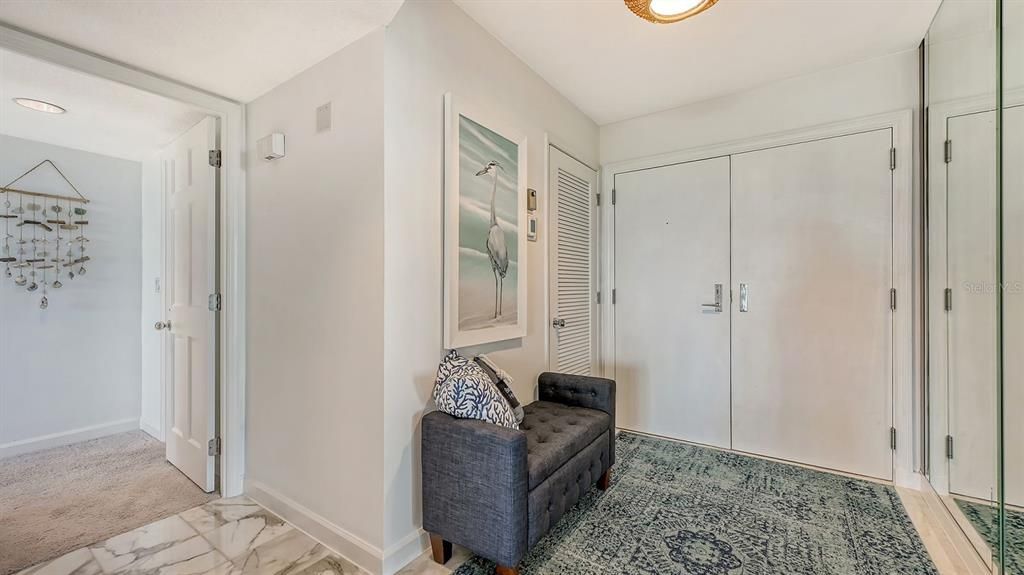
316, 102, 332, 132
257, 133, 286, 161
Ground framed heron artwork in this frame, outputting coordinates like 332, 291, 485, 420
443, 92, 528, 348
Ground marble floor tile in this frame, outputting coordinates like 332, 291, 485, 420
194, 563, 238, 575
284, 556, 360, 575
230, 530, 328, 575
180, 497, 264, 535
120, 536, 228, 575
89, 514, 214, 574
202, 509, 294, 560
14, 548, 101, 575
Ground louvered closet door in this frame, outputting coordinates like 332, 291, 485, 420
548, 147, 598, 375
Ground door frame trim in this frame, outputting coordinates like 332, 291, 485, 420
600, 110, 915, 487
0, 23, 248, 497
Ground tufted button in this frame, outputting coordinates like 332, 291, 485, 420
591, 391, 597, 397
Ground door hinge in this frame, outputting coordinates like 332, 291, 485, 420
596, 291, 602, 304
890, 427, 897, 450
208, 149, 222, 168
612, 288, 617, 304
208, 437, 222, 457
612, 188, 617, 206
596, 192, 601, 207
946, 435, 954, 459
890, 288, 897, 311
944, 288, 953, 311
208, 292, 222, 312
889, 148, 897, 171
944, 140, 952, 164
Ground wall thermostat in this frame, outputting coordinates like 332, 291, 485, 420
527, 213, 538, 242
257, 133, 286, 161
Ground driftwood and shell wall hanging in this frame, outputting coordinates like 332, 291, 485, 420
1, 160, 91, 309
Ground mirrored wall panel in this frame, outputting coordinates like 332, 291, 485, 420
927, 0, 1021, 572
999, 0, 1022, 572
927, 0, 999, 568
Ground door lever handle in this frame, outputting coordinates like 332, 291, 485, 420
154, 320, 171, 331
702, 283, 723, 313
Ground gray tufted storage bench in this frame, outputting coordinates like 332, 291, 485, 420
421, 372, 615, 575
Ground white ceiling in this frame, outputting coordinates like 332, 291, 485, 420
0, 48, 207, 161
454, 0, 941, 125
0, 1, 403, 103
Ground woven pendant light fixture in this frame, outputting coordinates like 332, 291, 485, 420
625, 0, 718, 24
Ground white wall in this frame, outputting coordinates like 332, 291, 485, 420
139, 156, 162, 439
240, 5, 927, 572
0, 134, 142, 457
381, 0, 599, 570
600, 48, 925, 469
244, 27, 387, 563
926, 0, 999, 106
600, 49, 920, 164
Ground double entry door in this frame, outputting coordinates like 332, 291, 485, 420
614, 129, 895, 480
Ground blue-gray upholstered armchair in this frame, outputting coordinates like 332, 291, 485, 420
422, 372, 616, 575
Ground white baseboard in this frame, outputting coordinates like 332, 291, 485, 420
245, 479, 384, 575
139, 420, 164, 442
382, 529, 428, 575
0, 418, 140, 459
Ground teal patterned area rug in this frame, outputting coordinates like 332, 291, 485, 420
454, 432, 937, 575
955, 498, 1024, 574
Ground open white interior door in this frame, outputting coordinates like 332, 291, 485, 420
160, 116, 218, 492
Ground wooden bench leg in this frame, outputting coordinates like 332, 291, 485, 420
598, 468, 611, 491
429, 533, 451, 565
496, 566, 520, 575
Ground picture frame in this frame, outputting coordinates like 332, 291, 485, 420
443, 92, 528, 348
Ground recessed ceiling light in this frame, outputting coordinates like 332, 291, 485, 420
13, 98, 66, 114
626, 0, 717, 23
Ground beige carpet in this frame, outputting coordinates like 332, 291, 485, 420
0, 430, 218, 575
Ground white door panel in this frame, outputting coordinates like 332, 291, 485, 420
549, 147, 597, 375
946, 110, 998, 502
943, 108, 1024, 506
731, 130, 894, 480
614, 157, 732, 448
163, 116, 217, 492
